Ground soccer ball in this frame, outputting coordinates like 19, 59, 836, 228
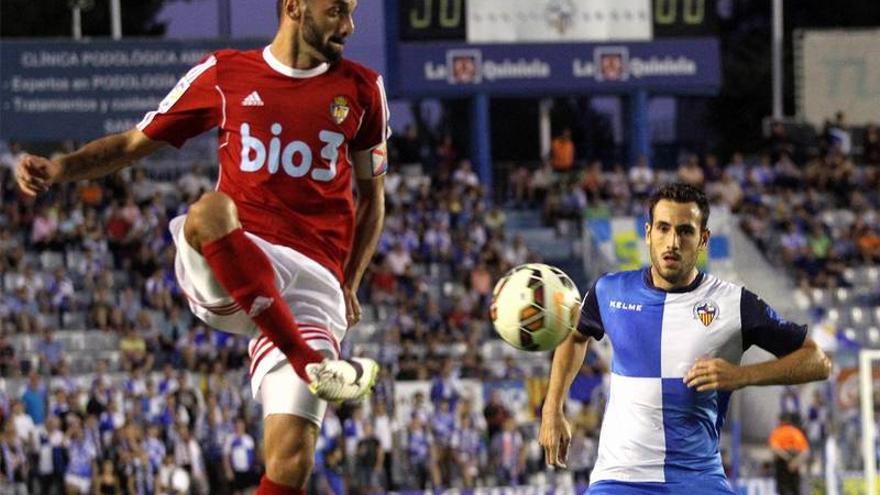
490, 263, 582, 352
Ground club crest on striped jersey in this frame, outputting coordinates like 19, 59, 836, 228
693, 299, 719, 327
330, 96, 350, 124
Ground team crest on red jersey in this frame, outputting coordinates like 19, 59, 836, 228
330, 96, 350, 125
693, 299, 719, 327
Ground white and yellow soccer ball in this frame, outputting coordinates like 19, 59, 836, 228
490, 263, 582, 352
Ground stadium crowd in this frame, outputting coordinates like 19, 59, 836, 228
0, 112, 876, 493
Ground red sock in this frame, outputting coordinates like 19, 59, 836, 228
201, 228, 324, 381
256, 475, 304, 495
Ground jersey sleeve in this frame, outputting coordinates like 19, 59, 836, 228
741, 288, 807, 357
576, 279, 605, 340
350, 74, 391, 153
137, 54, 220, 148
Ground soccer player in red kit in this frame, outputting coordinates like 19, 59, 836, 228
15, 1, 386, 493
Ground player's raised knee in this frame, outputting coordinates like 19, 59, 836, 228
184, 192, 240, 249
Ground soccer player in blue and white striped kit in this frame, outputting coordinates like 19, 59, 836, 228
539, 183, 832, 494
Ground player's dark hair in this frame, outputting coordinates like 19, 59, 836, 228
277, 0, 284, 19
647, 183, 710, 230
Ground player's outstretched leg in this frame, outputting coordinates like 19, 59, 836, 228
185, 192, 379, 401
185, 192, 325, 381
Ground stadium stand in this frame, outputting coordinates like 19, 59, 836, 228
0, 110, 877, 493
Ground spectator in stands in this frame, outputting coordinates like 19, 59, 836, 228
30, 204, 60, 251
567, 425, 597, 486
0, 420, 28, 493
508, 164, 534, 207
21, 371, 49, 425
429, 398, 456, 488
749, 154, 776, 188
343, 406, 365, 466
780, 222, 809, 265
0, 142, 25, 171
386, 241, 412, 279
827, 111, 852, 156
119, 328, 149, 372
404, 416, 432, 490
725, 152, 748, 185
144, 425, 166, 474
452, 160, 480, 190
177, 164, 214, 201
483, 390, 511, 442
436, 133, 459, 175
499, 355, 526, 381
855, 223, 880, 263
864, 123, 880, 165
628, 155, 655, 202
503, 234, 530, 268
490, 417, 525, 486
469, 261, 492, 306
51, 361, 76, 396
767, 121, 796, 161
395, 124, 423, 166
157, 364, 179, 397
82, 414, 104, 459
677, 154, 704, 187
64, 418, 98, 495
805, 390, 829, 473
551, 129, 575, 173
36, 329, 63, 375
11, 265, 44, 308
33, 415, 65, 494
121, 435, 155, 495
47, 267, 76, 317
95, 458, 123, 494
523, 162, 550, 207
430, 359, 461, 407
371, 400, 395, 490
353, 421, 384, 494
157, 453, 189, 495
769, 413, 810, 495
317, 442, 346, 495
580, 160, 603, 203
0, 335, 15, 376
172, 423, 206, 494
709, 171, 744, 211
451, 413, 482, 488
774, 152, 803, 189
10, 401, 36, 448
224, 418, 258, 494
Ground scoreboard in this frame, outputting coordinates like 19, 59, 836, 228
399, 0, 466, 41
652, 0, 722, 38
397, 0, 724, 42
384, 0, 723, 98
383, 0, 724, 195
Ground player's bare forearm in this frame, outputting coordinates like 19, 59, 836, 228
686, 338, 831, 391
344, 176, 385, 291
543, 332, 589, 413
57, 129, 163, 183
742, 338, 831, 387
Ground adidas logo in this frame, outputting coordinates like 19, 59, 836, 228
242, 91, 264, 107
248, 296, 274, 317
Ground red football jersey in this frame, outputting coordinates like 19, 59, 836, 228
138, 47, 390, 284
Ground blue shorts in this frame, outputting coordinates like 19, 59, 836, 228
589, 477, 736, 495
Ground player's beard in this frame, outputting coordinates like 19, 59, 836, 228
302, 10, 343, 63
649, 246, 694, 288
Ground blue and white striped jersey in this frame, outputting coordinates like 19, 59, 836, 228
578, 269, 807, 494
